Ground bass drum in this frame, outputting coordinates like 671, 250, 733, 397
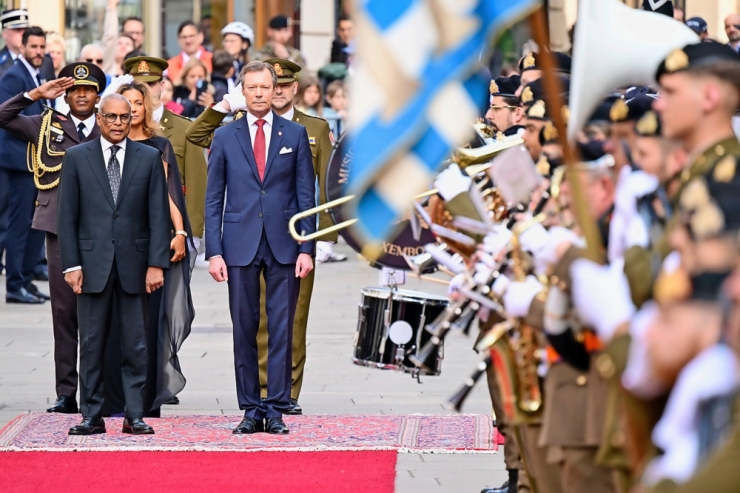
325, 134, 439, 271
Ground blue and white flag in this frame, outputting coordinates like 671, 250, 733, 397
346, 0, 540, 250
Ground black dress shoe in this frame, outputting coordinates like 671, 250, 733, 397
233, 416, 264, 434
47, 395, 78, 414
164, 396, 180, 405
6, 287, 44, 304
265, 417, 289, 434
285, 399, 303, 415
26, 283, 50, 300
122, 418, 155, 435
481, 480, 509, 493
33, 265, 49, 281
69, 417, 106, 435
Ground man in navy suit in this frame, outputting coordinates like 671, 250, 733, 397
205, 61, 316, 435
0, 26, 50, 303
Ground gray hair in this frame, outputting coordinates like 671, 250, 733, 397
98, 93, 132, 114
79, 43, 103, 60
239, 61, 277, 87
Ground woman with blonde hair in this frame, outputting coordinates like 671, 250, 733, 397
102, 81, 194, 417
172, 58, 214, 118
46, 33, 66, 77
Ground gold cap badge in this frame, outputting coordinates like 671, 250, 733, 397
543, 121, 558, 142
273, 63, 284, 76
521, 86, 534, 103
528, 100, 546, 119
636, 111, 659, 135
489, 80, 499, 94
609, 99, 629, 122
664, 49, 690, 73
73, 65, 89, 79
137, 60, 150, 74
523, 52, 536, 69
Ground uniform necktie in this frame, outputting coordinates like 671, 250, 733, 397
77, 122, 86, 141
107, 144, 121, 204
254, 118, 266, 181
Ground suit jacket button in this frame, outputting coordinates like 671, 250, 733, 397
113, 214, 118, 219
261, 190, 265, 195
111, 240, 115, 244
259, 212, 263, 218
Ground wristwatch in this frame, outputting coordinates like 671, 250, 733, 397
175, 230, 188, 237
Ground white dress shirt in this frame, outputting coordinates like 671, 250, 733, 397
71, 114, 96, 139
282, 106, 295, 122
64, 137, 128, 274
18, 55, 41, 86
152, 103, 164, 123
246, 110, 273, 159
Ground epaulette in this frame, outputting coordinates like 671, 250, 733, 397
298, 111, 328, 123
165, 111, 192, 122
44, 105, 69, 121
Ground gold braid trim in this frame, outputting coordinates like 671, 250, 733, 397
28, 111, 66, 190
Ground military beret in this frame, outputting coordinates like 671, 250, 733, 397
124, 56, 169, 82
576, 140, 614, 170
634, 110, 662, 137
264, 57, 302, 83
610, 94, 656, 123
656, 42, 740, 81
518, 51, 572, 74
489, 75, 520, 98
521, 76, 570, 121
539, 120, 560, 146
58, 62, 107, 94
269, 15, 291, 29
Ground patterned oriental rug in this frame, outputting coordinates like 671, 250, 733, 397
0, 413, 501, 453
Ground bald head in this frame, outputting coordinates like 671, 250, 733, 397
79, 44, 104, 68
725, 14, 740, 44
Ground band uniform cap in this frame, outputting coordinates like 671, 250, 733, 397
610, 94, 655, 123
58, 62, 107, 94
124, 56, 169, 82
1, 9, 30, 29
263, 57, 302, 83
221, 21, 255, 46
656, 42, 740, 80
634, 110, 662, 137
269, 15, 291, 29
489, 75, 520, 98
518, 51, 571, 74
686, 17, 708, 34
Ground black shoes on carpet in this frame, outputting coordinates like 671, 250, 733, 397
47, 396, 78, 414
233, 416, 290, 435
122, 418, 155, 435
69, 417, 106, 436
285, 399, 302, 415
6, 286, 45, 304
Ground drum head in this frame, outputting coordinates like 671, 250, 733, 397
326, 135, 439, 271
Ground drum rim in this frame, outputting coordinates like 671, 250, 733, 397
361, 286, 450, 304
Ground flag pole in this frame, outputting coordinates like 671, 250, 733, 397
528, 7, 603, 262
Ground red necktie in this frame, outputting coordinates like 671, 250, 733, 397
254, 118, 266, 181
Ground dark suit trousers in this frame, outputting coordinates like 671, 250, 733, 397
0, 168, 8, 270
77, 260, 148, 419
3, 169, 45, 292
46, 233, 78, 397
227, 231, 299, 419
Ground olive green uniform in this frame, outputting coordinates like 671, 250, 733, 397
159, 108, 208, 236
185, 106, 336, 400
252, 42, 307, 70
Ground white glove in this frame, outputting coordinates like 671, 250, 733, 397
570, 258, 635, 342
473, 260, 493, 286
543, 285, 570, 335
518, 222, 549, 254
447, 273, 466, 297
433, 164, 471, 201
537, 226, 585, 268
621, 302, 667, 398
502, 275, 542, 318
491, 274, 510, 299
624, 215, 649, 249
100, 74, 133, 99
482, 225, 513, 257
316, 241, 333, 263
221, 83, 247, 113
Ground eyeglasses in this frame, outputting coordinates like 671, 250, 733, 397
100, 113, 132, 124
85, 58, 103, 64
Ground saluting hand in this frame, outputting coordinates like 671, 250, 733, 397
64, 270, 83, 295
145, 267, 164, 293
295, 253, 313, 279
29, 77, 75, 101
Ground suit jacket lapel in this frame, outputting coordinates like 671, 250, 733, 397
234, 118, 261, 183
263, 112, 284, 182
116, 138, 140, 207
85, 138, 115, 209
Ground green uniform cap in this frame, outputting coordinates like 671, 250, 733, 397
124, 56, 169, 82
263, 57, 301, 83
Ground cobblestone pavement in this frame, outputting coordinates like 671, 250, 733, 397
0, 241, 507, 492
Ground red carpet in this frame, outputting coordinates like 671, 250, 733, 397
0, 450, 397, 493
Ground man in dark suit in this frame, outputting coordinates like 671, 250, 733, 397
0, 62, 106, 414
57, 93, 170, 436
205, 61, 316, 435
0, 26, 50, 303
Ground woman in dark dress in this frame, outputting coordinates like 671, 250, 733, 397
103, 81, 195, 417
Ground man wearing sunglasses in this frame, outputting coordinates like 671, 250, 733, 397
57, 92, 170, 436
0, 61, 106, 415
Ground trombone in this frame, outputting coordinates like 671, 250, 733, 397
287, 137, 524, 242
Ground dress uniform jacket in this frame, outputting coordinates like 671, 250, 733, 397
159, 108, 208, 236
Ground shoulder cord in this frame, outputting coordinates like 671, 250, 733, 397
27, 111, 66, 190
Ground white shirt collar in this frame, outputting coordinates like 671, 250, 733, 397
152, 103, 164, 123
281, 106, 295, 122
70, 114, 96, 134
246, 110, 273, 128
9, 50, 18, 60
101, 136, 128, 154
181, 47, 204, 64
18, 55, 39, 80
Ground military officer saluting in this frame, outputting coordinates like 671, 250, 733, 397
185, 58, 336, 415
123, 56, 209, 242
0, 62, 106, 414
